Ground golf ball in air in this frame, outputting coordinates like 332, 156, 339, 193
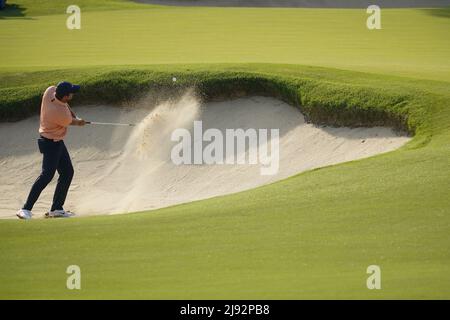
172, 77, 177, 82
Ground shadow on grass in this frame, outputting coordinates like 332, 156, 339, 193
422, 7, 450, 19
0, 3, 32, 20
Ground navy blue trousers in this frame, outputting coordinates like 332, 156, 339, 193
23, 136, 74, 212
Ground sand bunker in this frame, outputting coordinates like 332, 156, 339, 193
0, 93, 410, 218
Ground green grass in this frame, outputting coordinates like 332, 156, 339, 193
0, 1, 449, 299
1, 2, 450, 81
0, 0, 153, 17
0, 64, 426, 133
0, 63, 449, 299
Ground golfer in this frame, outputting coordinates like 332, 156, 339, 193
16, 82, 86, 219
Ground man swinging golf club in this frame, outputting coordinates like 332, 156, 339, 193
16, 82, 86, 219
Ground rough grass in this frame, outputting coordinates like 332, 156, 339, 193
0, 64, 431, 134
0, 63, 449, 299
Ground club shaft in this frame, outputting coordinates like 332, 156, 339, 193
87, 121, 135, 127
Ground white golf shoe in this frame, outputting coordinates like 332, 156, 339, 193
16, 209, 32, 220
45, 209, 74, 218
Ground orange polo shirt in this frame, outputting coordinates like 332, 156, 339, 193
39, 86, 73, 141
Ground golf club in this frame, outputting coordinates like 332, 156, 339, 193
86, 121, 136, 127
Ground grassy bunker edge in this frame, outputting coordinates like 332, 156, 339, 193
0, 65, 428, 141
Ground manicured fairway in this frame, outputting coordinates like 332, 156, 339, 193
1, 2, 450, 81
0, 1, 449, 299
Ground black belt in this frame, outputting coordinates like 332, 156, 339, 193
40, 135, 61, 142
